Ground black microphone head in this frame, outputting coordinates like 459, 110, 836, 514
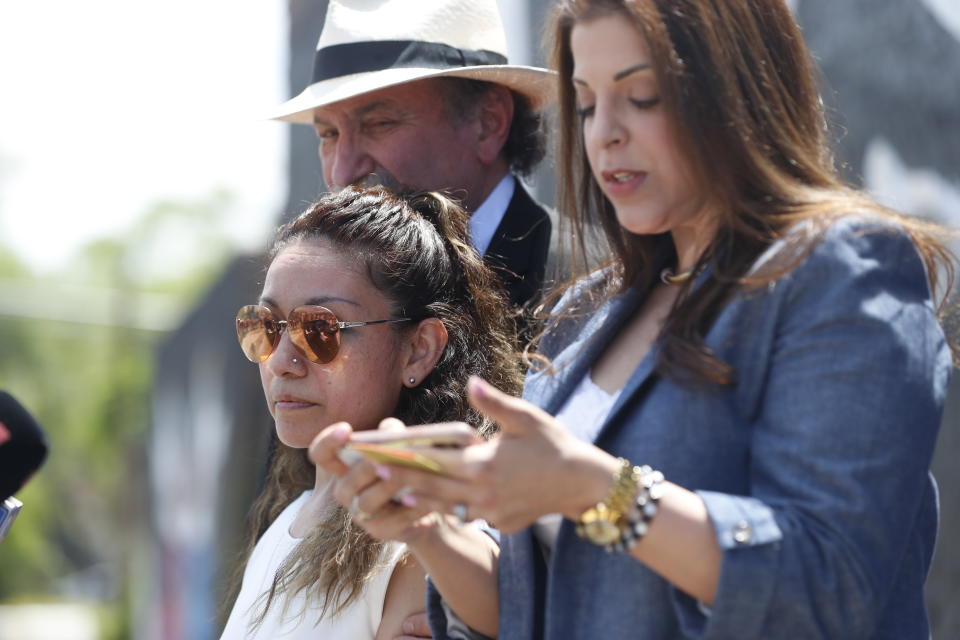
0, 391, 49, 501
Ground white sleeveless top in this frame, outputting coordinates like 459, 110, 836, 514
220, 491, 406, 639
533, 372, 622, 551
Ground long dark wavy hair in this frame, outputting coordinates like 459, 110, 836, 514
226, 186, 522, 628
546, 0, 957, 383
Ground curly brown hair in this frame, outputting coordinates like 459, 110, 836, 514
227, 186, 522, 629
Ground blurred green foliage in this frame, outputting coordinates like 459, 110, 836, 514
0, 190, 239, 637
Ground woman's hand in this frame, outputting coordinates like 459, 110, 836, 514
384, 377, 622, 533
311, 417, 503, 636
309, 419, 440, 544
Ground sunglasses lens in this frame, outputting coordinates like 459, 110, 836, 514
290, 306, 341, 364
236, 305, 279, 362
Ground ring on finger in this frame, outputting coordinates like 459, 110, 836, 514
350, 495, 372, 521
392, 486, 413, 504
452, 502, 468, 523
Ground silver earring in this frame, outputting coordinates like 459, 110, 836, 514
408, 377, 415, 384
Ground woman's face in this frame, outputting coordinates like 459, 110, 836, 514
571, 12, 710, 238
258, 239, 408, 448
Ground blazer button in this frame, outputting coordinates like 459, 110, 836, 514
733, 520, 752, 544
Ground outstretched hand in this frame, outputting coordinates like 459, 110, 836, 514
384, 376, 620, 533
308, 418, 441, 543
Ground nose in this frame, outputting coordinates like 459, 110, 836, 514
263, 330, 306, 378
322, 130, 376, 191
588, 97, 627, 150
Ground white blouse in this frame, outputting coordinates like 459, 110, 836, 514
220, 490, 405, 639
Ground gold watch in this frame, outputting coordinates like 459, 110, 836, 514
575, 458, 638, 546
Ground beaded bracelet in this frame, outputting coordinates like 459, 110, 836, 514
603, 465, 665, 554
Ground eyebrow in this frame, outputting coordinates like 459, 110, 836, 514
313, 100, 404, 127
354, 100, 401, 118
615, 62, 652, 80
572, 62, 653, 86
259, 295, 362, 309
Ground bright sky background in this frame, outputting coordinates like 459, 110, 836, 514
0, 0, 534, 278
0, 1, 288, 274
5, 0, 951, 279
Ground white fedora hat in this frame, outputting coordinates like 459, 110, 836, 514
270, 0, 555, 124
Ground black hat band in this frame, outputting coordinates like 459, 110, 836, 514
312, 39, 508, 84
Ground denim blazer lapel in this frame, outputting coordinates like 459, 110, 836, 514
593, 266, 713, 447
504, 286, 645, 640
593, 342, 661, 447
524, 285, 646, 417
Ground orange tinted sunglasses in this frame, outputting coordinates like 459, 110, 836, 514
236, 305, 411, 364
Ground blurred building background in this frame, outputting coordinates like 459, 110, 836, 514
0, 1, 955, 638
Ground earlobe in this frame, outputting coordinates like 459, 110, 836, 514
403, 318, 449, 387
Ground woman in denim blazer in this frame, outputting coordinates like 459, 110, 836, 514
309, 1, 956, 637
485, 215, 952, 639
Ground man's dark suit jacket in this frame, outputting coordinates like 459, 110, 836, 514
483, 182, 552, 312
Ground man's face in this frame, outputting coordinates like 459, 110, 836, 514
313, 78, 485, 208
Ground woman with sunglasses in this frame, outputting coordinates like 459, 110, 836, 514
312, 1, 956, 638
220, 186, 522, 639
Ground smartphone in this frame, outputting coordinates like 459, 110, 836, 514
0, 497, 23, 543
337, 425, 476, 475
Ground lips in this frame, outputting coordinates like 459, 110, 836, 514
600, 169, 647, 196
273, 393, 317, 411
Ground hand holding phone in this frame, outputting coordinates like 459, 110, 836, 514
337, 424, 478, 475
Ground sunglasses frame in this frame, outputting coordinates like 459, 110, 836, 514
236, 304, 411, 364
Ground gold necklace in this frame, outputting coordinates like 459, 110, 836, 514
659, 266, 695, 285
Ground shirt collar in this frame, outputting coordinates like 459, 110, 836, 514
468, 174, 515, 255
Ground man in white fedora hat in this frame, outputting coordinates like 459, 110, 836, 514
271, 0, 554, 314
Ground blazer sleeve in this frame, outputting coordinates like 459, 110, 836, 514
679, 220, 952, 638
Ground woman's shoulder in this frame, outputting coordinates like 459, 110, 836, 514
751, 211, 929, 290
736, 212, 949, 370
532, 266, 621, 359
547, 265, 616, 315
357, 541, 408, 607
220, 491, 315, 639
374, 549, 423, 640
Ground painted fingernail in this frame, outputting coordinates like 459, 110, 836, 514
374, 464, 391, 480
401, 493, 418, 507
468, 376, 487, 398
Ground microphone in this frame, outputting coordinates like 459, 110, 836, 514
0, 391, 48, 542
0, 391, 49, 501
